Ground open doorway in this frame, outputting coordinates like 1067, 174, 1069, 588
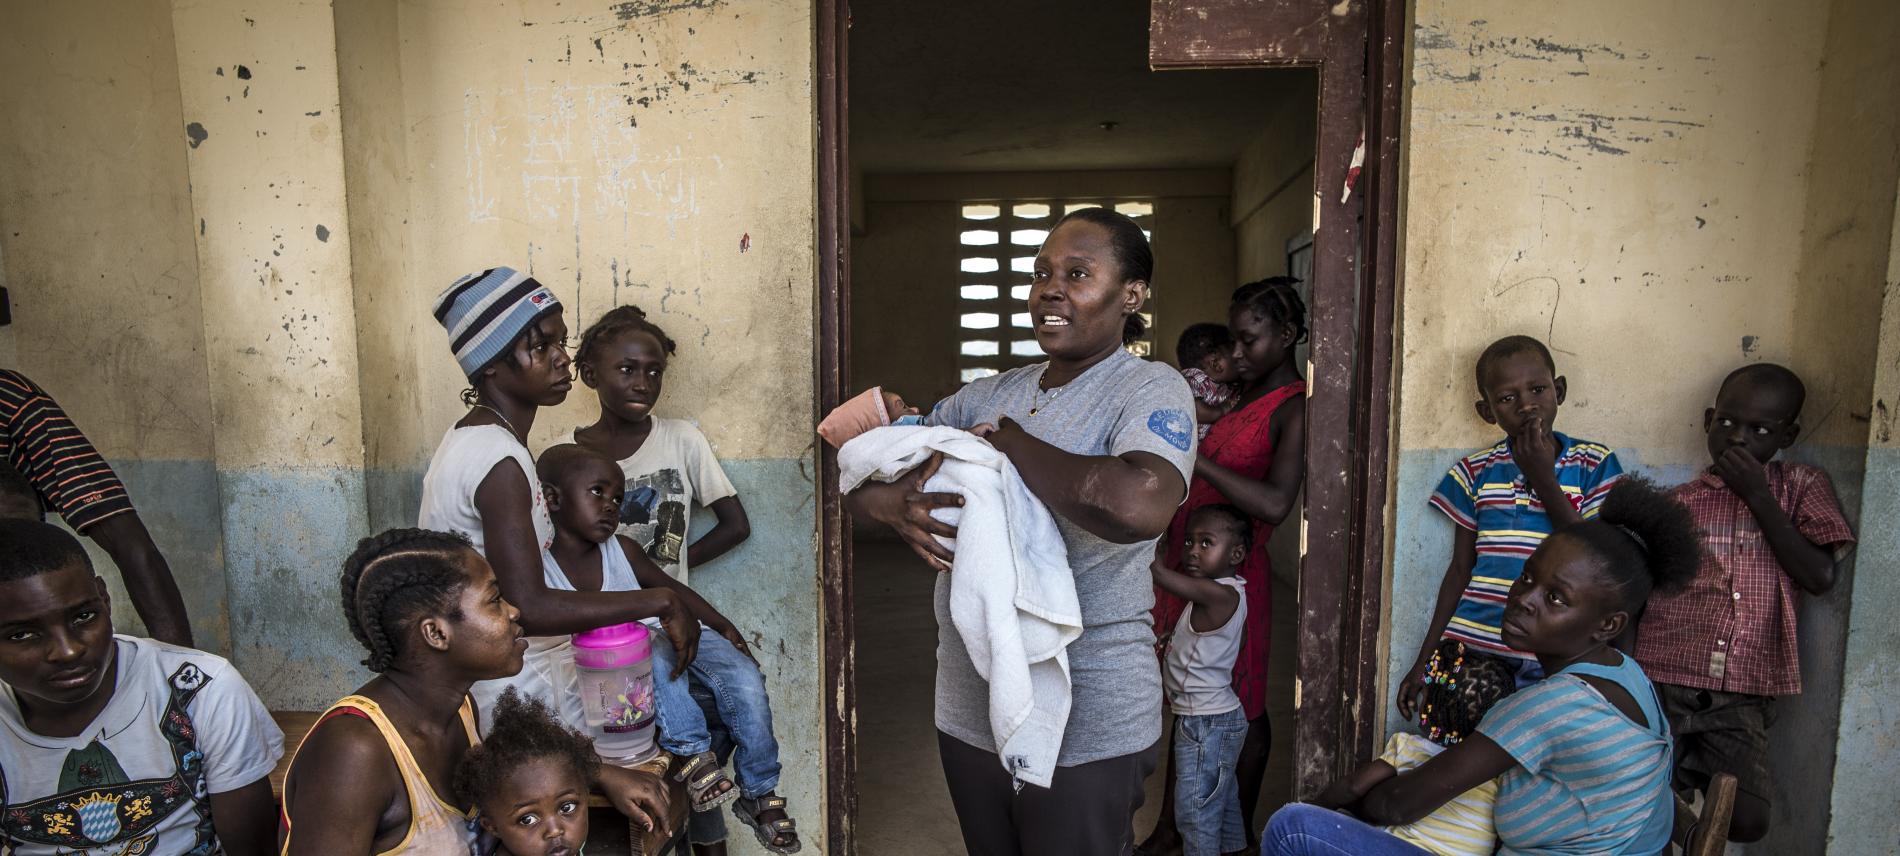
843, 1, 1316, 851
817, 0, 1403, 852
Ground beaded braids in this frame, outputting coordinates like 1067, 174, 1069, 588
1230, 277, 1309, 345
339, 528, 476, 673
574, 304, 678, 372
455, 687, 598, 811
1417, 640, 1517, 745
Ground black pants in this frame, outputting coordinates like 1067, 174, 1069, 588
938, 731, 1161, 856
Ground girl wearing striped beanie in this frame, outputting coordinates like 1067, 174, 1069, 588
416, 266, 698, 821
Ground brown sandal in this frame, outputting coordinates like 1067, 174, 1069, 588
672, 750, 737, 813
734, 793, 801, 853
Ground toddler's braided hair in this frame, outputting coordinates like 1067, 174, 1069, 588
339, 528, 475, 672
1230, 277, 1309, 345
1418, 640, 1517, 745
455, 687, 599, 811
575, 304, 677, 373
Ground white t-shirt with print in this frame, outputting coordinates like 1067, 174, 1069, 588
0, 635, 284, 856
420, 423, 555, 554
571, 416, 737, 583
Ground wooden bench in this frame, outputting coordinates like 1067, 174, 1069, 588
1672, 772, 1738, 856
270, 711, 688, 855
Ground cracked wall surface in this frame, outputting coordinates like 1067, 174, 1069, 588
0, 3, 819, 851
1388, 1, 1898, 851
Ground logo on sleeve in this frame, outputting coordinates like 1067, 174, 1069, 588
1148, 409, 1193, 451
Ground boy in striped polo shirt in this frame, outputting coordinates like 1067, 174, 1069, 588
1397, 336, 1624, 720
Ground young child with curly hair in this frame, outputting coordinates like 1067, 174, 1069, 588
457, 688, 599, 856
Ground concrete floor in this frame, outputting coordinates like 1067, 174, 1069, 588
852, 538, 1297, 855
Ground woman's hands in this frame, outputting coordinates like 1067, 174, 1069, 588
845, 452, 964, 571
598, 763, 673, 838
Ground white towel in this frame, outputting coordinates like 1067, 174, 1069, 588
838, 425, 1083, 788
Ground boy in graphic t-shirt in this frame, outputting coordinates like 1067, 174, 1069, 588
0, 518, 283, 856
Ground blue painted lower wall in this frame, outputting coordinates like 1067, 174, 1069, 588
1826, 445, 1899, 854
1385, 443, 1866, 853
87, 459, 233, 652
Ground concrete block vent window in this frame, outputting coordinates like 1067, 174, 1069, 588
957, 200, 1156, 382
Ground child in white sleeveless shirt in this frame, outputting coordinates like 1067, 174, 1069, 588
1151, 504, 1251, 856
538, 444, 801, 854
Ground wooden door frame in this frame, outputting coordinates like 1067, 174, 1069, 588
813, 0, 1406, 848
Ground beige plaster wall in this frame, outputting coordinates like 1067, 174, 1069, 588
0, 0, 214, 462
1398, 3, 1832, 462
172, 0, 367, 473
386, 0, 816, 463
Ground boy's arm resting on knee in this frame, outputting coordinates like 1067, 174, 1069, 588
1359, 734, 1513, 826
1398, 527, 1477, 719
684, 496, 751, 570
207, 778, 277, 856
477, 464, 697, 649
1312, 759, 1398, 811
622, 536, 737, 633
279, 717, 398, 855
86, 513, 193, 646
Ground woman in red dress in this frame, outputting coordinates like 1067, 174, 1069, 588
1139, 277, 1308, 856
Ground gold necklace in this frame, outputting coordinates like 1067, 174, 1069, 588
1028, 369, 1065, 416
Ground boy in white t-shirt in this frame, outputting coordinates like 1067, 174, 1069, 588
0, 519, 283, 856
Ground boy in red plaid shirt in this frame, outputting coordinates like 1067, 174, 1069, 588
1633, 364, 1855, 842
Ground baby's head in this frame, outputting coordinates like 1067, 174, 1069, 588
537, 444, 625, 546
1176, 323, 1238, 385
1416, 640, 1516, 746
1473, 335, 1564, 437
456, 688, 596, 856
1180, 504, 1250, 579
1704, 363, 1804, 466
0, 460, 42, 521
818, 386, 921, 448
881, 388, 919, 422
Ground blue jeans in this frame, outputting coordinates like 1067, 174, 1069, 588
1262, 803, 1432, 856
1174, 708, 1249, 856
650, 630, 783, 797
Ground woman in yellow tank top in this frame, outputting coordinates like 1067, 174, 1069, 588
279, 529, 672, 854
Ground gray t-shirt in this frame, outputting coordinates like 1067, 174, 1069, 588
923, 347, 1197, 765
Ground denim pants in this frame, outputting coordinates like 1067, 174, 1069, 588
650, 630, 783, 798
1173, 708, 1249, 856
1262, 803, 1433, 856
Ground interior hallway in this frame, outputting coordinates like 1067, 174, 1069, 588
853, 538, 1296, 853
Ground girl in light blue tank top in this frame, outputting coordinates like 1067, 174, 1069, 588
1266, 476, 1700, 856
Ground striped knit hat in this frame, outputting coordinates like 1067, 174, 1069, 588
433, 267, 562, 379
